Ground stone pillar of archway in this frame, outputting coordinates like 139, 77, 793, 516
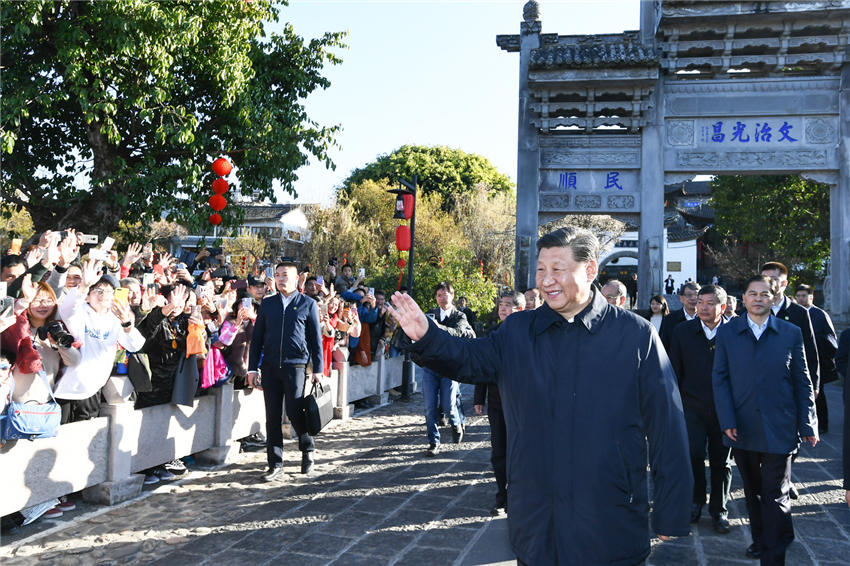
514, 6, 542, 291
638, 78, 665, 309
833, 60, 850, 325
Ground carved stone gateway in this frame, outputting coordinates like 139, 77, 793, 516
499, 0, 850, 324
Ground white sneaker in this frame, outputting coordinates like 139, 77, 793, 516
20, 499, 60, 525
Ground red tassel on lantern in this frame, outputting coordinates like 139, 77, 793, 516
212, 178, 229, 194
212, 157, 233, 176
209, 213, 222, 225
209, 194, 227, 211
395, 225, 411, 251
396, 258, 407, 290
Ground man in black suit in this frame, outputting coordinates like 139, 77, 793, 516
795, 284, 838, 433
420, 281, 475, 456
660, 281, 700, 352
669, 285, 732, 534
761, 262, 820, 500
248, 259, 323, 481
837, 328, 849, 509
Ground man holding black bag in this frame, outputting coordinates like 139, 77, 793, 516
248, 258, 323, 481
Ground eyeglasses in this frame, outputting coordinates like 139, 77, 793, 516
31, 298, 56, 306
90, 288, 115, 297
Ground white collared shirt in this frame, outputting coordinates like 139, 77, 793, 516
440, 307, 452, 322
771, 303, 781, 315
747, 314, 769, 340
280, 291, 297, 311
684, 310, 696, 321
701, 320, 719, 341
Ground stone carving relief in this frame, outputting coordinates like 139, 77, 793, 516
607, 195, 636, 209
540, 194, 570, 209
666, 120, 694, 146
804, 118, 837, 145
677, 150, 828, 169
541, 150, 641, 168
574, 195, 602, 209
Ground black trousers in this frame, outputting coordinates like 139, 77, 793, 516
488, 403, 507, 501
734, 449, 794, 566
684, 407, 732, 516
58, 394, 102, 424
262, 364, 313, 468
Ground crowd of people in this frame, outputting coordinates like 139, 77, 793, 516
3, 226, 850, 566
0, 229, 397, 526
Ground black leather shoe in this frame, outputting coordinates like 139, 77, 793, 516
452, 424, 464, 444
712, 514, 731, 534
425, 443, 440, 457
301, 451, 314, 474
690, 503, 703, 523
789, 484, 799, 499
262, 467, 284, 482
746, 542, 762, 559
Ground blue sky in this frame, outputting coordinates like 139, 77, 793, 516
271, 0, 641, 205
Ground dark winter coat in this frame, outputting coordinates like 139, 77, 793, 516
248, 292, 322, 373
407, 290, 691, 566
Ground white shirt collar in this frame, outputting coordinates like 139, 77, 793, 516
684, 310, 696, 321
700, 320, 718, 341
440, 307, 453, 321
746, 314, 769, 340
280, 291, 297, 309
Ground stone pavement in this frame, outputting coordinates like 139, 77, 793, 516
1, 382, 848, 566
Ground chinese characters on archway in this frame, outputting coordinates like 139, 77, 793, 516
701, 120, 798, 145
558, 171, 624, 191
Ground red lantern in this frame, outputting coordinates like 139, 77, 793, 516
395, 225, 411, 251
212, 178, 229, 194
212, 157, 233, 176
209, 194, 227, 211
209, 213, 222, 225
403, 194, 414, 219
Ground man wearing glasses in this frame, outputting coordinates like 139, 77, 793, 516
660, 281, 700, 352
55, 259, 144, 423
601, 279, 628, 308
712, 275, 817, 563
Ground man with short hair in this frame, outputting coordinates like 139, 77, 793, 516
725, 295, 738, 318
669, 285, 732, 534
602, 279, 628, 308
334, 263, 362, 294
420, 281, 475, 456
523, 288, 543, 310
456, 296, 477, 328
665, 274, 676, 295
303, 276, 321, 300
660, 281, 701, 352
794, 284, 838, 434
248, 259, 323, 481
390, 227, 691, 565
713, 275, 817, 563
474, 290, 525, 516
1, 254, 26, 284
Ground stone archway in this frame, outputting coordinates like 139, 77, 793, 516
599, 250, 639, 274
499, 0, 850, 324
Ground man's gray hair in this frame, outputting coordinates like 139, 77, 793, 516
602, 279, 627, 298
698, 284, 727, 305
536, 227, 601, 264
120, 277, 141, 288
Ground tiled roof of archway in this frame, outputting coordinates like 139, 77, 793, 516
530, 38, 658, 69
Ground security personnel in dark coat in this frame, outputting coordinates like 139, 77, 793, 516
659, 281, 700, 353
248, 259, 322, 481
837, 328, 850, 508
668, 285, 732, 534
713, 275, 817, 564
390, 227, 691, 566
794, 284, 838, 433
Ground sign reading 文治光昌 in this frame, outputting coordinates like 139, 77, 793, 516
697, 118, 800, 147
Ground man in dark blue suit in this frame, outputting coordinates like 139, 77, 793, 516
713, 275, 818, 565
389, 227, 691, 566
669, 285, 732, 533
794, 284, 838, 433
248, 259, 323, 481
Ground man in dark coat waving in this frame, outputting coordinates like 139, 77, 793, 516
389, 227, 691, 566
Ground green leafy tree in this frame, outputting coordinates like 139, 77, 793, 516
709, 175, 830, 286
339, 145, 514, 208
1, 0, 344, 236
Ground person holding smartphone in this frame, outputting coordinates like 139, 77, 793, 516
247, 258, 323, 481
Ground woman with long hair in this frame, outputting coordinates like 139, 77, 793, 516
642, 294, 669, 332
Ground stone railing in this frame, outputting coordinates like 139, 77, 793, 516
1, 355, 405, 516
